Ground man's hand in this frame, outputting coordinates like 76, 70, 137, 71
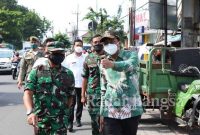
99, 116, 104, 133
66, 97, 73, 107
81, 96, 87, 107
101, 59, 114, 69
27, 113, 38, 126
17, 80, 23, 89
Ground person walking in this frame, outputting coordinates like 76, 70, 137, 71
62, 39, 86, 132
17, 36, 44, 89
81, 34, 104, 135
23, 41, 75, 134
99, 31, 143, 135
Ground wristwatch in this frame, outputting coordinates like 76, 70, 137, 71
26, 109, 33, 116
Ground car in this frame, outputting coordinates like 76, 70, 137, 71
0, 49, 14, 73
83, 44, 92, 54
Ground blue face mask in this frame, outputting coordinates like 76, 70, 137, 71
31, 43, 38, 49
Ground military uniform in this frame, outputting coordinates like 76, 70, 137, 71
18, 50, 44, 81
82, 52, 101, 135
25, 58, 75, 134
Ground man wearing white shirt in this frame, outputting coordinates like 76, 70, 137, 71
62, 39, 86, 132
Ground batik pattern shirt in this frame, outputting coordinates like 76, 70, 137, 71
82, 53, 101, 114
100, 50, 143, 119
25, 58, 75, 132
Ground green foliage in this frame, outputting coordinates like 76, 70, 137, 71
82, 7, 126, 42
0, 0, 52, 49
54, 33, 71, 48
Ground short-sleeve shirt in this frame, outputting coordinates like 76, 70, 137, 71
62, 53, 86, 88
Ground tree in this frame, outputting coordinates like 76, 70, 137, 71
82, 7, 126, 42
54, 33, 71, 48
0, 0, 52, 49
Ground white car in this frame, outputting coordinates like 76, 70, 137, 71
0, 49, 14, 72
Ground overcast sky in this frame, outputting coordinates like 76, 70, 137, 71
17, 0, 130, 37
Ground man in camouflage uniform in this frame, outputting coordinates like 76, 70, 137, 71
81, 34, 103, 135
17, 36, 44, 89
23, 41, 75, 135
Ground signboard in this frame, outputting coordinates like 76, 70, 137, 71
135, 4, 149, 29
135, 0, 177, 30
149, 1, 177, 30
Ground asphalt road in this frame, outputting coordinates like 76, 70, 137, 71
0, 73, 199, 135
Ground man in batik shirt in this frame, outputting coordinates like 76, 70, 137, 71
81, 34, 104, 135
99, 31, 143, 135
23, 41, 75, 135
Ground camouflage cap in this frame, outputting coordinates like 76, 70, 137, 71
100, 30, 115, 42
47, 41, 65, 52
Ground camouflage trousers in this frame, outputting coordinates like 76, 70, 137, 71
89, 113, 102, 135
36, 127, 67, 135
36, 115, 68, 135
87, 94, 102, 135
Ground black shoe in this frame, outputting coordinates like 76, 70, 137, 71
68, 128, 73, 132
76, 120, 82, 127
68, 123, 73, 132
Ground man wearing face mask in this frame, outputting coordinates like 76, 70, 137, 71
62, 39, 86, 132
23, 41, 75, 134
99, 31, 143, 135
17, 36, 44, 89
42, 37, 55, 57
81, 34, 103, 135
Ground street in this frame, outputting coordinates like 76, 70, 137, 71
0, 73, 199, 135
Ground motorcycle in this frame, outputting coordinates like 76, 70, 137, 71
11, 62, 19, 80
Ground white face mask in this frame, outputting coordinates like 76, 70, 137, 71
74, 46, 83, 53
104, 44, 118, 55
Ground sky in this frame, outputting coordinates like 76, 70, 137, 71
17, 0, 130, 37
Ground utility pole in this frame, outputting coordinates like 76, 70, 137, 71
128, 0, 133, 47
163, 0, 168, 47
129, 0, 136, 47
96, 0, 98, 12
73, 4, 80, 39
133, 0, 136, 46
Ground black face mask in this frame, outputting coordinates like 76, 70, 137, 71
49, 53, 65, 65
93, 44, 103, 53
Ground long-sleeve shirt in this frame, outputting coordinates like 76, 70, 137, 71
100, 50, 143, 119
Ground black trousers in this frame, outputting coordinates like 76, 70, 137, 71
69, 88, 83, 124
103, 115, 141, 135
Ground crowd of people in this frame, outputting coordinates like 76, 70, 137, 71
18, 31, 143, 135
